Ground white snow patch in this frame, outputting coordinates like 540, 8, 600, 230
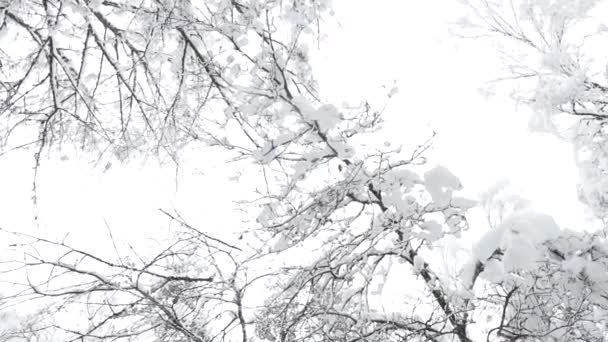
424, 165, 462, 207
503, 235, 539, 271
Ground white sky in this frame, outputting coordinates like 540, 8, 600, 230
0, 0, 594, 270
314, 0, 590, 229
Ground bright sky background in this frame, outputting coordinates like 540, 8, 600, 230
314, 0, 590, 229
0, 0, 594, 267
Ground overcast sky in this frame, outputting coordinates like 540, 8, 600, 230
315, 0, 591, 229
0, 0, 595, 261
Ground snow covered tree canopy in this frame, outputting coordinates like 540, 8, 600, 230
460, 0, 608, 340
461, 0, 608, 218
0, 0, 330, 160
2, 0, 608, 341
